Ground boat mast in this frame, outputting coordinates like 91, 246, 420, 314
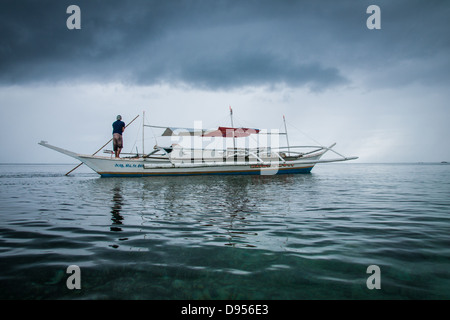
142, 110, 145, 156
283, 115, 290, 156
230, 106, 236, 151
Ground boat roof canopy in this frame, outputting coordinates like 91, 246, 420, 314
153, 126, 260, 138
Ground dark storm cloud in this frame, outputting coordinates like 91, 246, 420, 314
134, 50, 347, 90
1, 0, 449, 89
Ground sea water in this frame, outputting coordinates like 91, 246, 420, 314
0, 163, 449, 299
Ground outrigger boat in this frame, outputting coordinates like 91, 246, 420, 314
39, 109, 358, 177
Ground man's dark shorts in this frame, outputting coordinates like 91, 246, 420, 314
113, 133, 123, 151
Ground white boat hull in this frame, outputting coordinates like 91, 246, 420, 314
79, 155, 317, 177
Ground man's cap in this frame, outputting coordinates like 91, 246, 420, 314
117, 115, 122, 120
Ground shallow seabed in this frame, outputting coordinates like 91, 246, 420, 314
0, 163, 449, 299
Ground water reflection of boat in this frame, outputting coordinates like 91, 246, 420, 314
110, 186, 124, 232
39, 109, 358, 177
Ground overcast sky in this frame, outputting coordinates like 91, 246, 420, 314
1, 0, 449, 163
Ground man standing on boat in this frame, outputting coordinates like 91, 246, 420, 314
112, 115, 125, 158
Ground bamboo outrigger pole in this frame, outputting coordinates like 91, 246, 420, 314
65, 114, 140, 176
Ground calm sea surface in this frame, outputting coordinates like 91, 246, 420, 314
0, 163, 449, 300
